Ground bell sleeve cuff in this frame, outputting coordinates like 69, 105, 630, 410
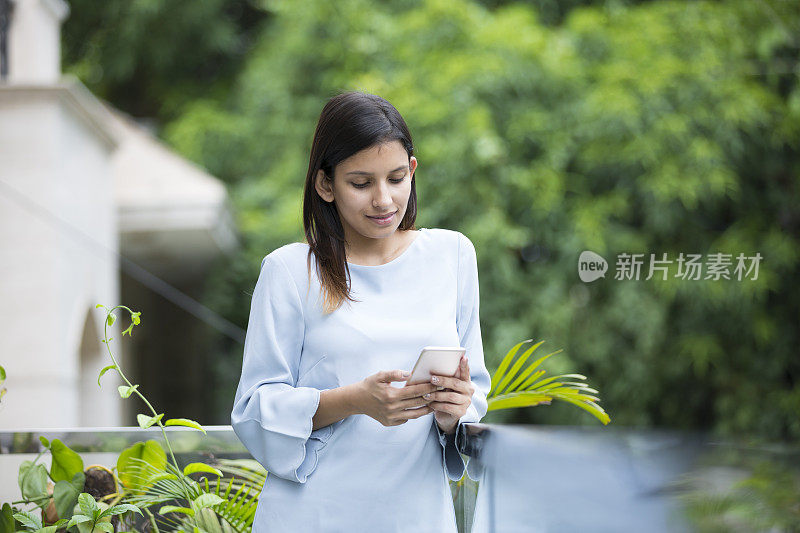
435, 419, 469, 481
231, 253, 333, 484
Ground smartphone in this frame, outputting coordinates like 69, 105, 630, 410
404, 346, 466, 386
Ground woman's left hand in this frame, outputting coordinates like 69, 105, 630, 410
425, 355, 475, 434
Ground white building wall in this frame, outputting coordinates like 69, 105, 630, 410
0, 88, 122, 428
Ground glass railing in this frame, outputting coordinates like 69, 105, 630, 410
3, 425, 797, 532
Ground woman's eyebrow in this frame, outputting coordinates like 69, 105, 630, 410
346, 165, 407, 176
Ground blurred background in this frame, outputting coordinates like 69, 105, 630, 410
1, 0, 798, 530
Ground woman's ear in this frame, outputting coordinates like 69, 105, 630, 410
315, 169, 335, 203
409, 156, 418, 180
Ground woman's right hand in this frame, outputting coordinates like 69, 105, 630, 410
355, 370, 440, 426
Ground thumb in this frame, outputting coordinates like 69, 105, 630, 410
378, 370, 410, 383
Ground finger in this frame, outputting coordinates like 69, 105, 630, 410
423, 391, 467, 405
402, 406, 434, 420
379, 370, 410, 383
431, 375, 472, 394
460, 355, 470, 380
398, 396, 432, 410
398, 382, 439, 399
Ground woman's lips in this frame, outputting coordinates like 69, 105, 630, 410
367, 211, 396, 225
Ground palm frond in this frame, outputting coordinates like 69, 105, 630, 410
489, 338, 532, 393
487, 339, 611, 425
117, 456, 261, 533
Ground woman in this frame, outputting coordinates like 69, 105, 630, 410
231, 91, 491, 532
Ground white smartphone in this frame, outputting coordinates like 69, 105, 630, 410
404, 346, 466, 386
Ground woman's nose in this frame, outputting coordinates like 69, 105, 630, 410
373, 183, 392, 207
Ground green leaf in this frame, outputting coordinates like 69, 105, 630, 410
137, 413, 164, 429
34, 518, 70, 533
183, 463, 223, 478
95, 304, 104, 309
117, 440, 167, 494
493, 340, 545, 396
488, 392, 553, 411
1, 503, 15, 533
106, 313, 116, 327
66, 514, 92, 529
54, 472, 85, 520
131, 311, 141, 325
97, 365, 117, 386
144, 472, 179, 483
18, 461, 48, 501
13, 511, 41, 531
50, 439, 84, 482
78, 493, 98, 518
158, 506, 194, 516
510, 369, 545, 392
511, 349, 563, 391
165, 418, 207, 434
0, 365, 5, 381
122, 325, 133, 337
118, 384, 139, 398
489, 338, 532, 396
192, 493, 224, 510
98, 504, 142, 519
551, 393, 611, 425
93, 522, 114, 532
39, 436, 50, 449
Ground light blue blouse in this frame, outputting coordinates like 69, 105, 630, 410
230, 228, 491, 532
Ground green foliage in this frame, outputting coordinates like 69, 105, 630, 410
164, 0, 798, 439
63, 0, 800, 441
1, 307, 260, 533
53, 472, 86, 520
66, 494, 142, 533
61, 0, 268, 120
0, 504, 14, 533
91, 306, 261, 532
117, 440, 168, 495
48, 439, 85, 483
488, 339, 610, 424
18, 461, 48, 503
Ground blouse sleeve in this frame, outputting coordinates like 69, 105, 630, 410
230, 253, 331, 484
436, 232, 492, 481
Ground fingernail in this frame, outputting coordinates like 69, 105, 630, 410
431, 376, 439, 384
402, 371, 410, 377
424, 393, 431, 399
437, 386, 444, 390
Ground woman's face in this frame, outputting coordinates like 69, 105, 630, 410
316, 140, 417, 244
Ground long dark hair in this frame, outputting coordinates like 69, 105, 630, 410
302, 91, 417, 314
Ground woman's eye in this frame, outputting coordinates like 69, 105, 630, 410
352, 176, 405, 189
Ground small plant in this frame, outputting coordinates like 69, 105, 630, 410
487, 338, 610, 424
92, 305, 260, 532
0, 305, 262, 533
